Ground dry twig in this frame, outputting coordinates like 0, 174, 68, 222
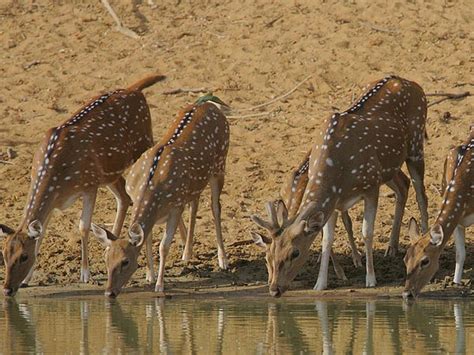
227, 111, 274, 119
0, 160, 14, 165
162, 87, 210, 95
427, 91, 471, 107
234, 75, 312, 113
101, 0, 140, 39
360, 21, 399, 34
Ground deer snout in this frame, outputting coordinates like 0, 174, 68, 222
269, 286, 282, 298
402, 289, 416, 300
104, 289, 119, 298
3, 288, 16, 297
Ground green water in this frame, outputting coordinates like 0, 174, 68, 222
0, 298, 473, 354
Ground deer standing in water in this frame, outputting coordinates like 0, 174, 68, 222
91, 95, 230, 297
252, 75, 428, 296
403, 128, 474, 298
0, 75, 165, 296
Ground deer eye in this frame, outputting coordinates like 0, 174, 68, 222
420, 257, 430, 269
290, 249, 300, 260
121, 259, 130, 267
19, 254, 28, 263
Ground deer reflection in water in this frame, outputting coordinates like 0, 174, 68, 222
0, 299, 472, 353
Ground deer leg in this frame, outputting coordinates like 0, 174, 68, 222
341, 210, 363, 267
155, 209, 181, 293
145, 230, 156, 283
178, 216, 187, 246
363, 190, 379, 287
107, 177, 132, 236
384, 171, 410, 257
78, 190, 98, 283
406, 158, 429, 233
314, 211, 338, 291
210, 175, 229, 270
453, 225, 466, 285
182, 198, 199, 262
330, 251, 348, 281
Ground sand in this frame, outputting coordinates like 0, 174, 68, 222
0, 0, 473, 298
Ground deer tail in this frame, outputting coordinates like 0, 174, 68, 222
127, 74, 166, 92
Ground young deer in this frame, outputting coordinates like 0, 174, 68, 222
251, 75, 428, 296
253, 150, 361, 283
403, 128, 474, 298
91, 95, 230, 297
0, 74, 165, 296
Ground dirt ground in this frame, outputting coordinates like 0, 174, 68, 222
0, 0, 473, 298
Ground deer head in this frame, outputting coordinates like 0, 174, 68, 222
251, 200, 324, 297
91, 223, 145, 298
403, 218, 444, 299
1, 221, 43, 296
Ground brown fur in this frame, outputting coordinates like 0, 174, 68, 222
1, 74, 165, 296
404, 129, 474, 297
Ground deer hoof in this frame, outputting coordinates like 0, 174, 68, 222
384, 245, 398, 257
352, 253, 363, 268
80, 269, 90, 283
366, 274, 377, 287
218, 257, 229, 270
314, 279, 328, 291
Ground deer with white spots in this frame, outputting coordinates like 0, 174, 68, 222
90, 94, 230, 297
252, 151, 362, 283
403, 127, 474, 299
251, 75, 428, 296
0, 74, 165, 296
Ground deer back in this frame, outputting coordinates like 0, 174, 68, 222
23, 76, 163, 225
301, 76, 427, 216
126, 101, 230, 230
436, 132, 474, 235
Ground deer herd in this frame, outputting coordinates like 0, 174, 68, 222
0, 75, 471, 299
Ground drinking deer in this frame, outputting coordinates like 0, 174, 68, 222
91, 94, 230, 297
0, 74, 165, 296
253, 151, 360, 283
403, 128, 474, 298
251, 75, 428, 296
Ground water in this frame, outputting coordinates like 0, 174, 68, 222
0, 297, 473, 354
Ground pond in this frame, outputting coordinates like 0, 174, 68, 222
0, 297, 472, 354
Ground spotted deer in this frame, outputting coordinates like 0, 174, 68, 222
251, 75, 428, 296
252, 151, 361, 283
403, 128, 474, 298
0, 74, 165, 296
91, 94, 230, 297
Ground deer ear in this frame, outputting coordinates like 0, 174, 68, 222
250, 231, 271, 249
408, 217, 421, 243
429, 224, 443, 247
27, 220, 43, 239
91, 223, 117, 247
0, 224, 15, 237
128, 223, 145, 247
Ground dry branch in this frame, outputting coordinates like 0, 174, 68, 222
0, 160, 14, 165
227, 111, 274, 119
360, 21, 399, 34
234, 75, 312, 113
427, 91, 471, 107
162, 87, 210, 95
101, 0, 140, 39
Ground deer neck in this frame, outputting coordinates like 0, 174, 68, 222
435, 141, 473, 246
299, 151, 342, 223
